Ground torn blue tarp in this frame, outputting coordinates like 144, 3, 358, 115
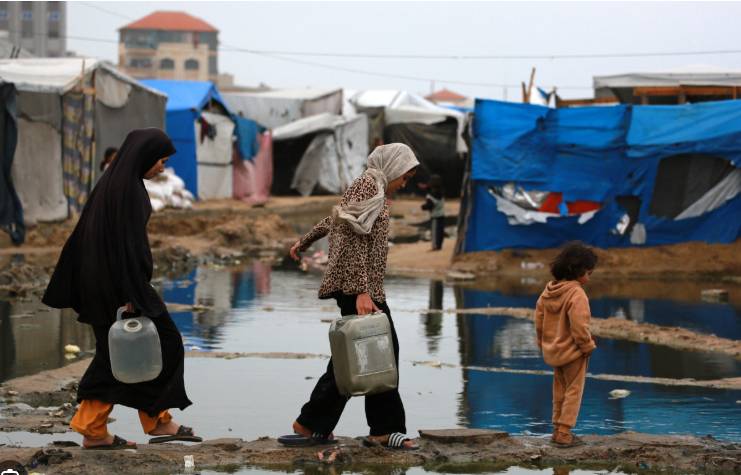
461, 98, 741, 251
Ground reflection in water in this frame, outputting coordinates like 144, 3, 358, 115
2, 264, 740, 442
0, 300, 94, 382
421, 280, 444, 353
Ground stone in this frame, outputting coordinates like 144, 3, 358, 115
419, 428, 508, 444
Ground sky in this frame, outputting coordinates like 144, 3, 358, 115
67, 1, 741, 100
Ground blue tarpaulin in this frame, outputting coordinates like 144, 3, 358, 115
141, 80, 232, 197
462, 99, 741, 251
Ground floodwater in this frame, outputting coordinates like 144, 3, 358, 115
1, 263, 740, 449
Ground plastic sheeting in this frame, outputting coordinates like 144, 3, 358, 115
223, 88, 342, 129
274, 114, 368, 196
0, 83, 24, 244
460, 98, 741, 251
12, 118, 66, 224
349, 89, 468, 153
233, 131, 273, 205
195, 111, 234, 199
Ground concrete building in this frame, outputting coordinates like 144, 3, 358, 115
0, 1, 67, 57
118, 11, 219, 82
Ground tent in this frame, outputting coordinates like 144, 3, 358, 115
223, 88, 343, 129
0, 58, 166, 227
347, 90, 469, 197
0, 82, 23, 243
141, 79, 235, 200
593, 67, 741, 104
456, 98, 741, 253
272, 113, 368, 196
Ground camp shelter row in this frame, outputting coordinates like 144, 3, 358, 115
456, 98, 741, 253
223, 88, 471, 198
0, 59, 271, 245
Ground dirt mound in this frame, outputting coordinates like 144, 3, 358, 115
452, 240, 741, 279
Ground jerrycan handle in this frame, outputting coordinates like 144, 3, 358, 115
116, 306, 127, 322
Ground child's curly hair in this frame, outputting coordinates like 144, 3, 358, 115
550, 242, 598, 281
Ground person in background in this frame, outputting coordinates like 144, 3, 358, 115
534, 242, 598, 448
100, 147, 118, 172
420, 174, 445, 251
43, 129, 200, 449
286, 143, 420, 451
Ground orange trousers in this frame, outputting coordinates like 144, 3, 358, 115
552, 355, 589, 429
70, 400, 171, 439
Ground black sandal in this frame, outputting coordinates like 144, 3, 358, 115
278, 432, 336, 447
362, 433, 419, 451
149, 425, 203, 444
85, 435, 136, 450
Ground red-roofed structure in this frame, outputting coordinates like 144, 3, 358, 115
120, 11, 218, 33
425, 88, 468, 104
118, 11, 220, 83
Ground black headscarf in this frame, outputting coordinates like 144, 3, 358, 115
43, 128, 176, 326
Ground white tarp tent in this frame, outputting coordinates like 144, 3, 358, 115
348, 89, 468, 153
195, 111, 235, 200
0, 58, 166, 224
223, 88, 342, 129
273, 113, 368, 196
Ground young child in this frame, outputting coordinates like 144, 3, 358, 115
535, 242, 598, 447
420, 174, 445, 251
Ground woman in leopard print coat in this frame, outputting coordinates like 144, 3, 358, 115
287, 143, 420, 450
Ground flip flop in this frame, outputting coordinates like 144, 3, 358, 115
149, 425, 203, 444
362, 433, 419, 451
278, 433, 336, 447
85, 435, 136, 450
551, 434, 585, 448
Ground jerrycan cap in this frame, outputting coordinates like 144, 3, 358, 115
123, 319, 143, 333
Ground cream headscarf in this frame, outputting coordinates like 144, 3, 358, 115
333, 143, 420, 234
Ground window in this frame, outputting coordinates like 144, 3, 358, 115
184, 58, 199, 70
129, 57, 152, 69
159, 58, 174, 70
208, 55, 217, 75
21, 2, 33, 38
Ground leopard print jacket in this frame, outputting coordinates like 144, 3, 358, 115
298, 173, 389, 303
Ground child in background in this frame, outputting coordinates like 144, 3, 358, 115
420, 174, 445, 251
535, 242, 598, 447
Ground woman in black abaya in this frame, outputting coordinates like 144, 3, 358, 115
43, 128, 199, 449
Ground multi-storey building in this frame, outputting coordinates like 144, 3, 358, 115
0, 1, 67, 57
119, 11, 218, 82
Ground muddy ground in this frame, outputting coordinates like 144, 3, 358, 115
0, 429, 738, 474
1, 196, 740, 473
1, 360, 740, 475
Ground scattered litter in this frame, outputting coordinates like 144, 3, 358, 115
63, 353, 77, 360
184, 454, 195, 470
700, 289, 729, 303
30, 447, 72, 466
520, 261, 544, 270
63, 344, 80, 354
446, 271, 475, 281
263, 306, 274, 312
609, 389, 631, 399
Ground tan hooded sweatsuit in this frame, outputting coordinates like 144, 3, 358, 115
535, 280, 596, 429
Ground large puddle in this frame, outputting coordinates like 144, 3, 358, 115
1, 263, 740, 447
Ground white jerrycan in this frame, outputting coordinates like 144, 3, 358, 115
108, 306, 163, 384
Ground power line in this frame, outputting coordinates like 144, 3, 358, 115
79, 2, 134, 21
220, 47, 741, 61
